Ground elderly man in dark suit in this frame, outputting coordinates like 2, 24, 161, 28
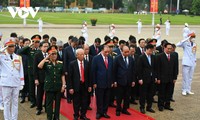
157, 43, 178, 111
34, 41, 49, 115
68, 49, 91, 120
113, 46, 135, 116
137, 44, 156, 114
92, 45, 113, 119
63, 37, 79, 103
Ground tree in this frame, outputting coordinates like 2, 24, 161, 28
66, 0, 75, 8
191, 0, 200, 14
181, 0, 193, 11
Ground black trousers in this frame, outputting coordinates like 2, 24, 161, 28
46, 91, 61, 120
20, 74, 29, 99
171, 83, 175, 99
36, 82, 45, 110
109, 87, 116, 104
28, 74, 36, 105
139, 81, 154, 109
73, 83, 88, 117
130, 81, 139, 101
96, 87, 111, 115
158, 82, 173, 108
116, 85, 131, 112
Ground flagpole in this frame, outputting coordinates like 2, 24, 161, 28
23, 0, 26, 26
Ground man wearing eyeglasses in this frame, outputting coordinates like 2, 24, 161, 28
18, 34, 41, 108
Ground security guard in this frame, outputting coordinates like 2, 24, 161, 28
38, 46, 66, 120
18, 35, 41, 108
176, 32, 197, 96
0, 38, 24, 120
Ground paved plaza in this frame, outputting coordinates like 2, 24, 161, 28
0, 25, 200, 120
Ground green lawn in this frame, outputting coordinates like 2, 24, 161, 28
0, 12, 199, 25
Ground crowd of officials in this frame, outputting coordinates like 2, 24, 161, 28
0, 31, 197, 120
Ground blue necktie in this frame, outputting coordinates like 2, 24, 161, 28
124, 57, 128, 68
148, 56, 151, 65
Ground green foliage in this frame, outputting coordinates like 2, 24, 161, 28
191, 0, 200, 14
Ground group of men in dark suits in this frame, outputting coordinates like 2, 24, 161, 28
2, 32, 179, 120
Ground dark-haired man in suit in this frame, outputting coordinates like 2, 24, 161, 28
89, 38, 101, 57
34, 41, 49, 115
137, 44, 156, 114
135, 38, 146, 56
157, 43, 178, 111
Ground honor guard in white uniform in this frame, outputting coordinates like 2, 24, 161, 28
108, 24, 116, 39
0, 32, 3, 110
81, 21, 88, 43
164, 19, 170, 36
0, 38, 24, 120
137, 19, 142, 34
176, 32, 196, 96
37, 17, 43, 33
153, 24, 161, 47
183, 23, 190, 39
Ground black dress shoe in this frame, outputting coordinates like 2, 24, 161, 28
109, 103, 116, 108
30, 103, 36, 108
164, 107, 174, 111
158, 107, 164, 111
20, 99, 25, 103
103, 113, 110, 118
80, 116, 90, 120
96, 113, 101, 119
140, 108, 145, 114
73, 117, 78, 120
122, 110, 131, 115
87, 106, 92, 110
146, 108, 155, 113
170, 99, 175, 102
116, 111, 120, 116
36, 110, 41, 115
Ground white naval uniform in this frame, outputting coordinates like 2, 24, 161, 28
0, 52, 24, 120
108, 27, 115, 39
37, 19, 43, 33
137, 21, 142, 34
0, 45, 3, 110
183, 27, 190, 39
153, 29, 161, 47
176, 38, 196, 93
164, 21, 170, 35
81, 25, 88, 43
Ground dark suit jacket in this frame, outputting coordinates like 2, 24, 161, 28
57, 49, 64, 61
113, 55, 135, 86
135, 47, 143, 56
91, 54, 113, 88
156, 45, 163, 53
89, 45, 101, 57
63, 46, 76, 74
113, 48, 121, 56
63, 42, 70, 49
137, 54, 157, 83
68, 60, 91, 92
34, 51, 46, 83
157, 52, 178, 83
171, 51, 179, 76
132, 54, 139, 78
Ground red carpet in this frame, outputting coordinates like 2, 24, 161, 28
60, 97, 155, 120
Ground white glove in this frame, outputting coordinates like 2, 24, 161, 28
19, 86, 24, 90
0, 46, 8, 53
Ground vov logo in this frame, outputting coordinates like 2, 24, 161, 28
7, 7, 40, 19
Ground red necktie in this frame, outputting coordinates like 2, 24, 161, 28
80, 61, 85, 82
96, 47, 99, 54
104, 57, 108, 69
168, 54, 170, 61
142, 48, 145, 54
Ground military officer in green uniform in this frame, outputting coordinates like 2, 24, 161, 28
18, 35, 41, 108
38, 46, 66, 120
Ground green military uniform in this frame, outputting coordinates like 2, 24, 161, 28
18, 46, 40, 106
43, 60, 64, 120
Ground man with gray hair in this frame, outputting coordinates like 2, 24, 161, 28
57, 40, 63, 61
